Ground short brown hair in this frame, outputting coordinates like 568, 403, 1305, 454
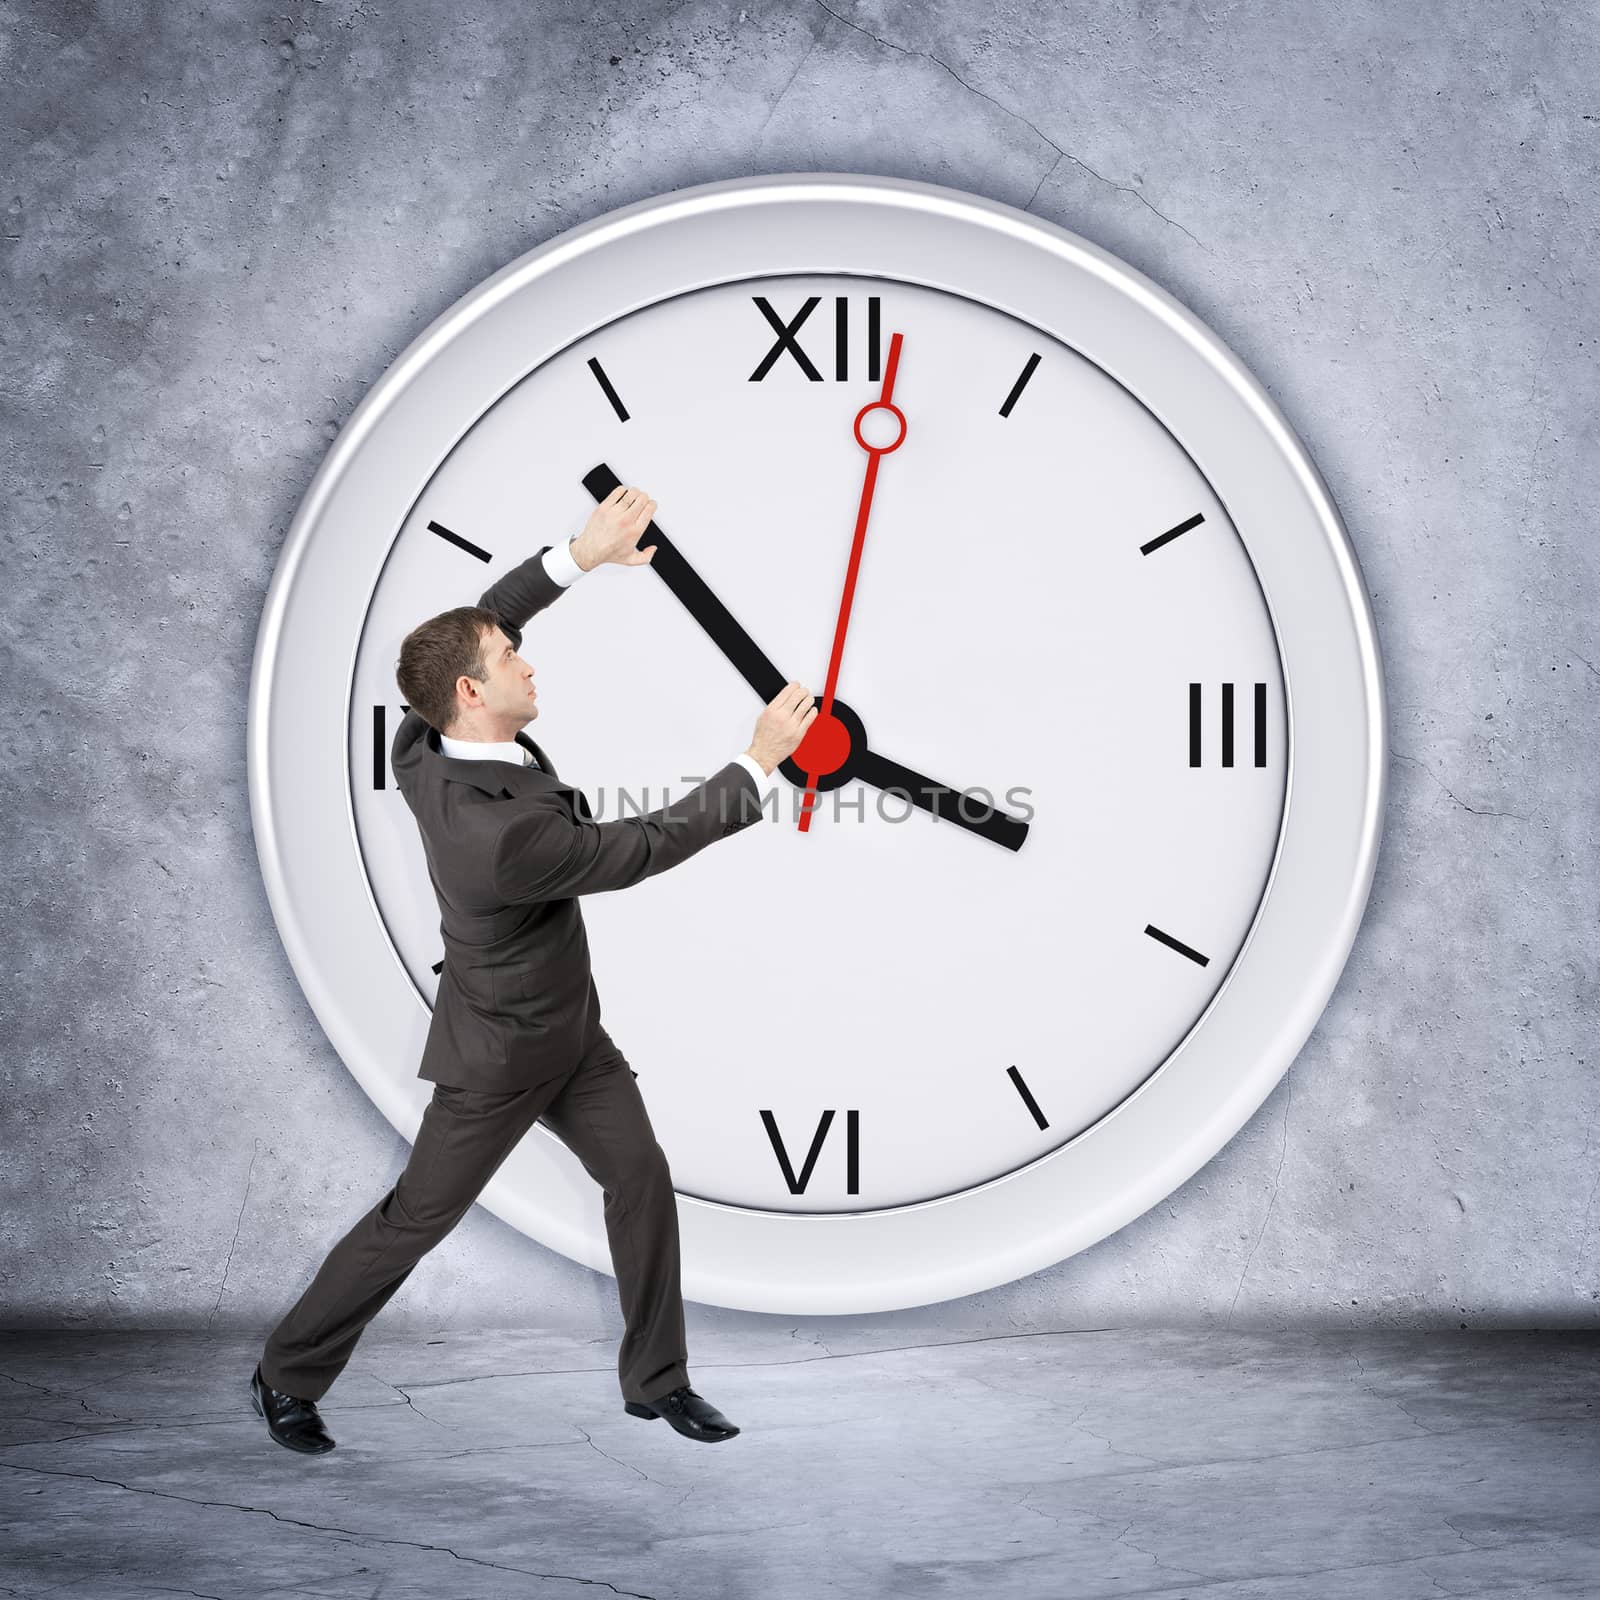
396, 606, 503, 734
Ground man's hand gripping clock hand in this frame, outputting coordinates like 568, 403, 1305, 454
570, 483, 659, 571
568, 480, 816, 779
745, 682, 817, 778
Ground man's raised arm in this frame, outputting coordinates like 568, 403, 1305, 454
478, 484, 660, 645
476, 539, 586, 650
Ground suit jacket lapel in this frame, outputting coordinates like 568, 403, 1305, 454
514, 731, 556, 778
520, 738, 593, 817
430, 728, 592, 819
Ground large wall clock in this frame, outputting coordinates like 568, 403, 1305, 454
250, 173, 1386, 1314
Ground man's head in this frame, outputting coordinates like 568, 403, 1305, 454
396, 606, 538, 741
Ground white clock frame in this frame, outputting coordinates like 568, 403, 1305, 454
248, 172, 1386, 1314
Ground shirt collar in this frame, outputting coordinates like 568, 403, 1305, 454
438, 731, 530, 767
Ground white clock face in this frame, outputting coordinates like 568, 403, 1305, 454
350, 271, 1287, 1214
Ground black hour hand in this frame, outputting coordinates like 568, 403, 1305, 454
852, 747, 1030, 853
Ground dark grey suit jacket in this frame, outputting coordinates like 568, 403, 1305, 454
390, 543, 767, 1091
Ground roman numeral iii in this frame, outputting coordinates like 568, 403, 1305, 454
1188, 682, 1268, 767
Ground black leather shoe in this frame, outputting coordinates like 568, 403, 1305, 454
250, 1362, 336, 1454
624, 1385, 739, 1442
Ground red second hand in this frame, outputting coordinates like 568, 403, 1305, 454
797, 331, 906, 832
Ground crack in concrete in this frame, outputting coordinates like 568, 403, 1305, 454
1016, 1486, 1060, 1527
0, 1369, 84, 1402
424, 1436, 601, 1464
1067, 1400, 1171, 1469
1346, 1351, 1436, 1435
1053, 147, 1208, 246
808, 0, 1206, 249
649, 1515, 816, 1546
207, 1138, 260, 1332
1024, 151, 1066, 212
9, 1396, 455, 1442
755, 33, 819, 141
81, 1588, 224, 1600
1114, 1516, 1213, 1580
1386, 1394, 1436, 1432
811, 0, 1062, 147
0, 1419, 151, 1450
370, 1374, 451, 1431
571, 1422, 653, 1483
787, 1324, 832, 1356
1393, 751, 1528, 821
0, 1367, 128, 1411
394, 1325, 1122, 1392
1224, 1065, 1293, 1331
0, 1459, 658, 1598
0, 1367, 138, 1426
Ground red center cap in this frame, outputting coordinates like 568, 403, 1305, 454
793, 711, 851, 776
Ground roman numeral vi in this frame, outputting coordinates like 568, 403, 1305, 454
760, 1108, 860, 1194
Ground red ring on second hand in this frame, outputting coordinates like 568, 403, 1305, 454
852, 400, 908, 455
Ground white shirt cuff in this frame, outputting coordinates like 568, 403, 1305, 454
733, 751, 774, 796
541, 538, 587, 588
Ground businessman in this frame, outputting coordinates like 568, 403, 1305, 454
251, 484, 817, 1454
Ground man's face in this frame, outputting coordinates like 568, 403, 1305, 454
460, 624, 537, 732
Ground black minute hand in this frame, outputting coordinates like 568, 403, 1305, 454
582, 463, 786, 701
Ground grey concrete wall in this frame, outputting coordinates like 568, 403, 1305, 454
2, 0, 1595, 1336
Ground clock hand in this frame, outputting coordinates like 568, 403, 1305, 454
798, 330, 908, 833
770, 692, 1030, 849
581, 463, 787, 701
849, 746, 1030, 853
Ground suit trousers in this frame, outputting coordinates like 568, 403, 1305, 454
259, 1027, 689, 1407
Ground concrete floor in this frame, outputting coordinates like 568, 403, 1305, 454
0, 1326, 1595, 1599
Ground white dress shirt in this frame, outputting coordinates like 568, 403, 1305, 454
439, 539, 775, 798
